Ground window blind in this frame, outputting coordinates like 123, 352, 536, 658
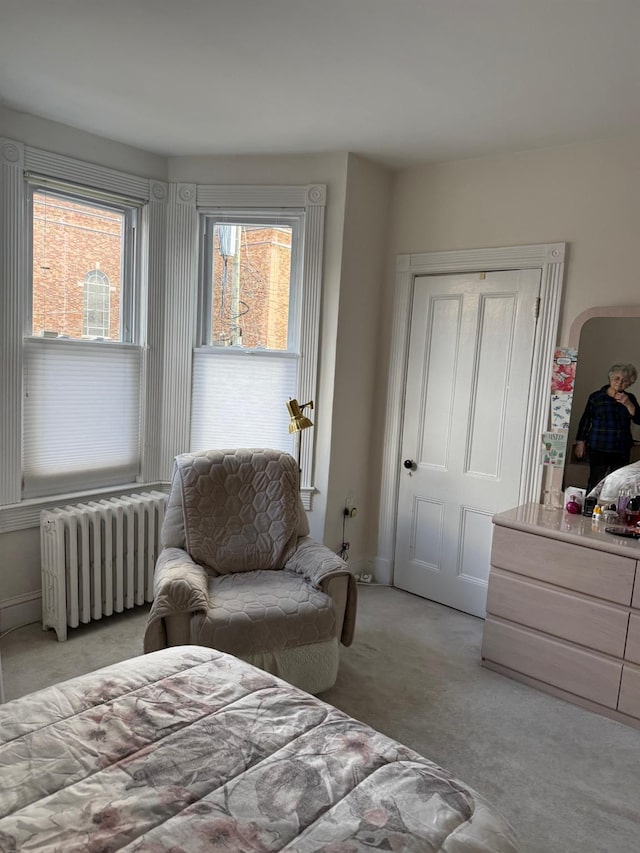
190, 348, 298, 454
23, 338, 142, 497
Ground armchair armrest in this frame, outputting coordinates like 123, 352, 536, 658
285, 536, 358, 646
284, 536, 347, 583
143, 547, 209, 653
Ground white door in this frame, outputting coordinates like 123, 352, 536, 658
394, 269, 540, 617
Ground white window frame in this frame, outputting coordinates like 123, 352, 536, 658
27, 181, 139, 342
192, 185, 326, 509
0, 138, 168, 532
191, 212, 302, 461
0, 139, 325, 528
198, 214, 303, 350
23, 178, 143, 498
82, 269, 111, 338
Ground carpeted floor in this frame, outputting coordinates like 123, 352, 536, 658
2, 584, 639, 853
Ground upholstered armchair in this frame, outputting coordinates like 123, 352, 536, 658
144, 448, 357, 694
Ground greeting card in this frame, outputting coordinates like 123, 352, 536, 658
550, 348, 578, 394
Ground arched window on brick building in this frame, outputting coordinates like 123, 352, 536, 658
82, 269, 111, 338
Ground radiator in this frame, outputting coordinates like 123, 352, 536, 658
40, 491, 168, 641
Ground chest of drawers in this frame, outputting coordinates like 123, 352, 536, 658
482, 503, 640, 728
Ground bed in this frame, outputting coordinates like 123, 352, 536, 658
0, 646, 521, 852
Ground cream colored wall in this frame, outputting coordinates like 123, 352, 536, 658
369, 134, 640, 569
386, 135, 640, 342
323, 154, 393, 569
0, 530, 41, 600
0, 105, 166, 179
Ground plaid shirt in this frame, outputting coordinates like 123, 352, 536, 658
576, 385, 640, 453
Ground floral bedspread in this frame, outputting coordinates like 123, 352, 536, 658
0, 646, 521, 852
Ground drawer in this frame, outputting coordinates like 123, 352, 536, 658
618, 663, 640, 719
633, 577, 640, 610
486, 569, 629, 657
491, 526, 635, 604
482, 617, 622, 708
624, 613, 640, 665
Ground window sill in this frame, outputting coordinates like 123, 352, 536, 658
0, 482, 170, 534
300, 486, 315, 512
1, 482, 315, 533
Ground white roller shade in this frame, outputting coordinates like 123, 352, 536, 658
23, 338, 142, 497
191, 348, 298, 454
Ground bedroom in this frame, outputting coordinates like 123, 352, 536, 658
1, 2, 640, 851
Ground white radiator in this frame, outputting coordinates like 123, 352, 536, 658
40, 491, 167, 641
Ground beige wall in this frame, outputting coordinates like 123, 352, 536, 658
324, 154, 393, 566
386, 135, 640, 342
0, 105, 166, 179
368, 133, 640, 567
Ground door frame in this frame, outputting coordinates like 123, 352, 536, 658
375, 242, 565, 586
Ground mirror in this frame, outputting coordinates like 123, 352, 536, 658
562, 307, 640, 491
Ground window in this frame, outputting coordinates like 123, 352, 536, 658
1, 143, 324, 526
190, 215, 302, 455
205, 222, 294, 349
22, 181, 142, 498
82, 269, 111, 338
31, 188, 134, 341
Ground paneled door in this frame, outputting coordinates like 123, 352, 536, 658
394, 269, 540, 617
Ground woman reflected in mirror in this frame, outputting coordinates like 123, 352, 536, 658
574, 362, 640, 494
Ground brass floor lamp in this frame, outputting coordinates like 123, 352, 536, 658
287, 398, 314, 483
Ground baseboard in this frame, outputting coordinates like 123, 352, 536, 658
347, 557, 393, 586
373, 555, 393, 585
346, 557, 369, 577
0, 591, 41, 634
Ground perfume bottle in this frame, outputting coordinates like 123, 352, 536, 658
582, 495, 597, 517
623, 495, 640, 527
617, 485, 634, 518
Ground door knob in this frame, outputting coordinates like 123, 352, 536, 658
403, 459, 416, 470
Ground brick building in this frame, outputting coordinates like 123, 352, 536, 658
211, 224, 291, 349
32, 193, 292, 349
32, 193, 123, 339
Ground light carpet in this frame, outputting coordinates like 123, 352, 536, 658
2, 584, 639, 853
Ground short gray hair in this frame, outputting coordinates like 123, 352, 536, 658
609, 363, 638, 384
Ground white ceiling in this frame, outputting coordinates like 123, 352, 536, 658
1, 0, 639, 168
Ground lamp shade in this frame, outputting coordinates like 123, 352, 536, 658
287, 398, 313, 433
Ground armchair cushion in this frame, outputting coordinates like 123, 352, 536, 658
144, 538, 357, 653
164, 449, 303, 573
191, 569, 336, 656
